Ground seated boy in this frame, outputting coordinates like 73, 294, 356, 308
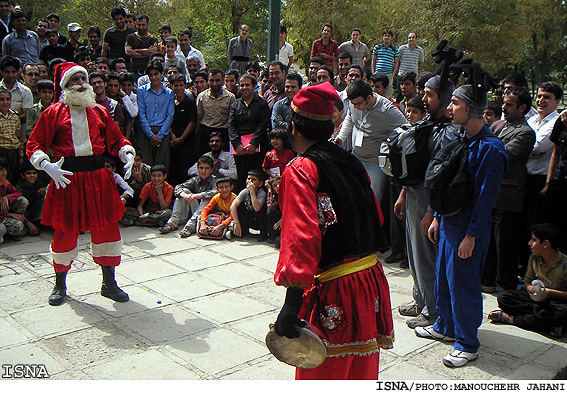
230, 169, 268, 241
159, 155, 217, 236
0, 158, 35, 242
126, 147, 152, 208
104, 156, 134, 205
15, 161, 46, 228
123, 164, 173, 227
197, 177, 237, 239
489, 223, 567, 337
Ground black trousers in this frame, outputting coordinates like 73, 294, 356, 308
483, 209, 525, 289
498, 289, 567, 331
237, 202, 266, 237
234, 152, 264, 192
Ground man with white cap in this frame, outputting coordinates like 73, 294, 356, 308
416, 82, 508, 367
62, 22, 84, 61
27, 62, 135, 306
273, 82, 393, 379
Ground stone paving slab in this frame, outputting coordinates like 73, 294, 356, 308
1, 225, 566, 381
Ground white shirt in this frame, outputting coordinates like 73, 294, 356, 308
175, 45, 205, 70
278, 41, 293, 67
121, 91, 138, 118
526, 110, 560, 175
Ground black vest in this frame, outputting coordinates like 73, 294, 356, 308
302, 141, 387, 271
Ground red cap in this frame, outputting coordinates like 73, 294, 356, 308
53, 62, 88, 103
291, 82, 340, 121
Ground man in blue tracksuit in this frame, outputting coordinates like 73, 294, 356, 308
415, 84, 508, 367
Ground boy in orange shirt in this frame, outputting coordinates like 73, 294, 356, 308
198, 177, 237, 239
123, 164, 173, 227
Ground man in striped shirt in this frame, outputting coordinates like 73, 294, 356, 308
371, 29, 399, 97
398, 32, 424, 77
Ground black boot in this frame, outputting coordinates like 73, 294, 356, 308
100, 266, 129, 302
48, 272, 67, 306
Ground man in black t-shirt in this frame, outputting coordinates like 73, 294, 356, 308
125, 14, 158, 76
101, 7, 135, 61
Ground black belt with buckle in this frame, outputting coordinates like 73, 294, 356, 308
60, 155, 106, 172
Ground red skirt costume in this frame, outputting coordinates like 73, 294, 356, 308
274, 141, 394, 380
27, 102, 135, 271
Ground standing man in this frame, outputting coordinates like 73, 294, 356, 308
310, 23, 338, 71
394, 75, 459, 329
397, 32, 424, 77
227, 24, 253, 75
137, 60, 175, 172
125, 15, 158, 81
228, 74, 270, 191
62, 23, 84, 62
40, 29, 67, 65
371, 29, 399, 97
304, 57, 324, 88
101, 7, 136, 61
2, 10, 40, 64
86, 26, 103, 61
334, 52, 352, 92
272, 82, 393, 379
271, 73, 302, 130
22, 63, 40, 103
278, 25, 293, 68
335, 80, 407, 204
175, 29, 205, 71
338, 28, 370, 67
26, 62, 135, 306
196, 68, 236, 154
46, 13, 68, 44
263, 61, 287, 109
89, 71, 124, 128
482, 87, 535, 292
398, 71, 417, 115
0, 0, 12, 54
418, 84, 508, 368
35, 19, 49, 50
524, 82, 562, 235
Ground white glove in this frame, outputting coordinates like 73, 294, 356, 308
123, 153, 134, 180
41, 158, 73, 189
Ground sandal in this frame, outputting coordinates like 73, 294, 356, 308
179, 228, 193, 238
158, 223, 176, 234
488, 310, 513, 324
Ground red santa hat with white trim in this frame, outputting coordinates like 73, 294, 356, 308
53, 62, 89, 103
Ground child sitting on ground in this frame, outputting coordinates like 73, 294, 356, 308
0, 158, 36, 242
230, 169, 267, 241
123, 164, 173, 227
15, 161, 46, 228
104, 156, 133, 206
159, 155, 217, 237
126, 147, 152, 208
405, 96, 426, 125
265, 175, 282, 247
262, 128, 295, 179
198, 177, 237, 239
489, 223, 567, 338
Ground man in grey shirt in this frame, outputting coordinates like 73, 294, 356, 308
338, 28, 370, 67
336, 80, 407, 202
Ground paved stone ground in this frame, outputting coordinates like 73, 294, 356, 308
0, 226, 565, 380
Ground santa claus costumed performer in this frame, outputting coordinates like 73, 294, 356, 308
26, 63, 135, 306
273, 82, 394, 380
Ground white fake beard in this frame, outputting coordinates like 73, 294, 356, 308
60, 83, 96, 108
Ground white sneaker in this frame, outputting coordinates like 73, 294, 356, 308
414, 326, 455, 342
225, 230, 232, 240
443, 350, 479, 368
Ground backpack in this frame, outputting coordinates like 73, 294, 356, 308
379, 120, 436, 186
196, 212, 229, 239
424, 132, 496, 216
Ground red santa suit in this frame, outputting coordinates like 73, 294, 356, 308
27, 67, 134, 273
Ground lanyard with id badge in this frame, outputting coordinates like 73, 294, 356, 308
354, 110, 370, 147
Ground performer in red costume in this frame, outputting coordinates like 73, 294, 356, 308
26, 63, 135, 306
273, 82, 394, 380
